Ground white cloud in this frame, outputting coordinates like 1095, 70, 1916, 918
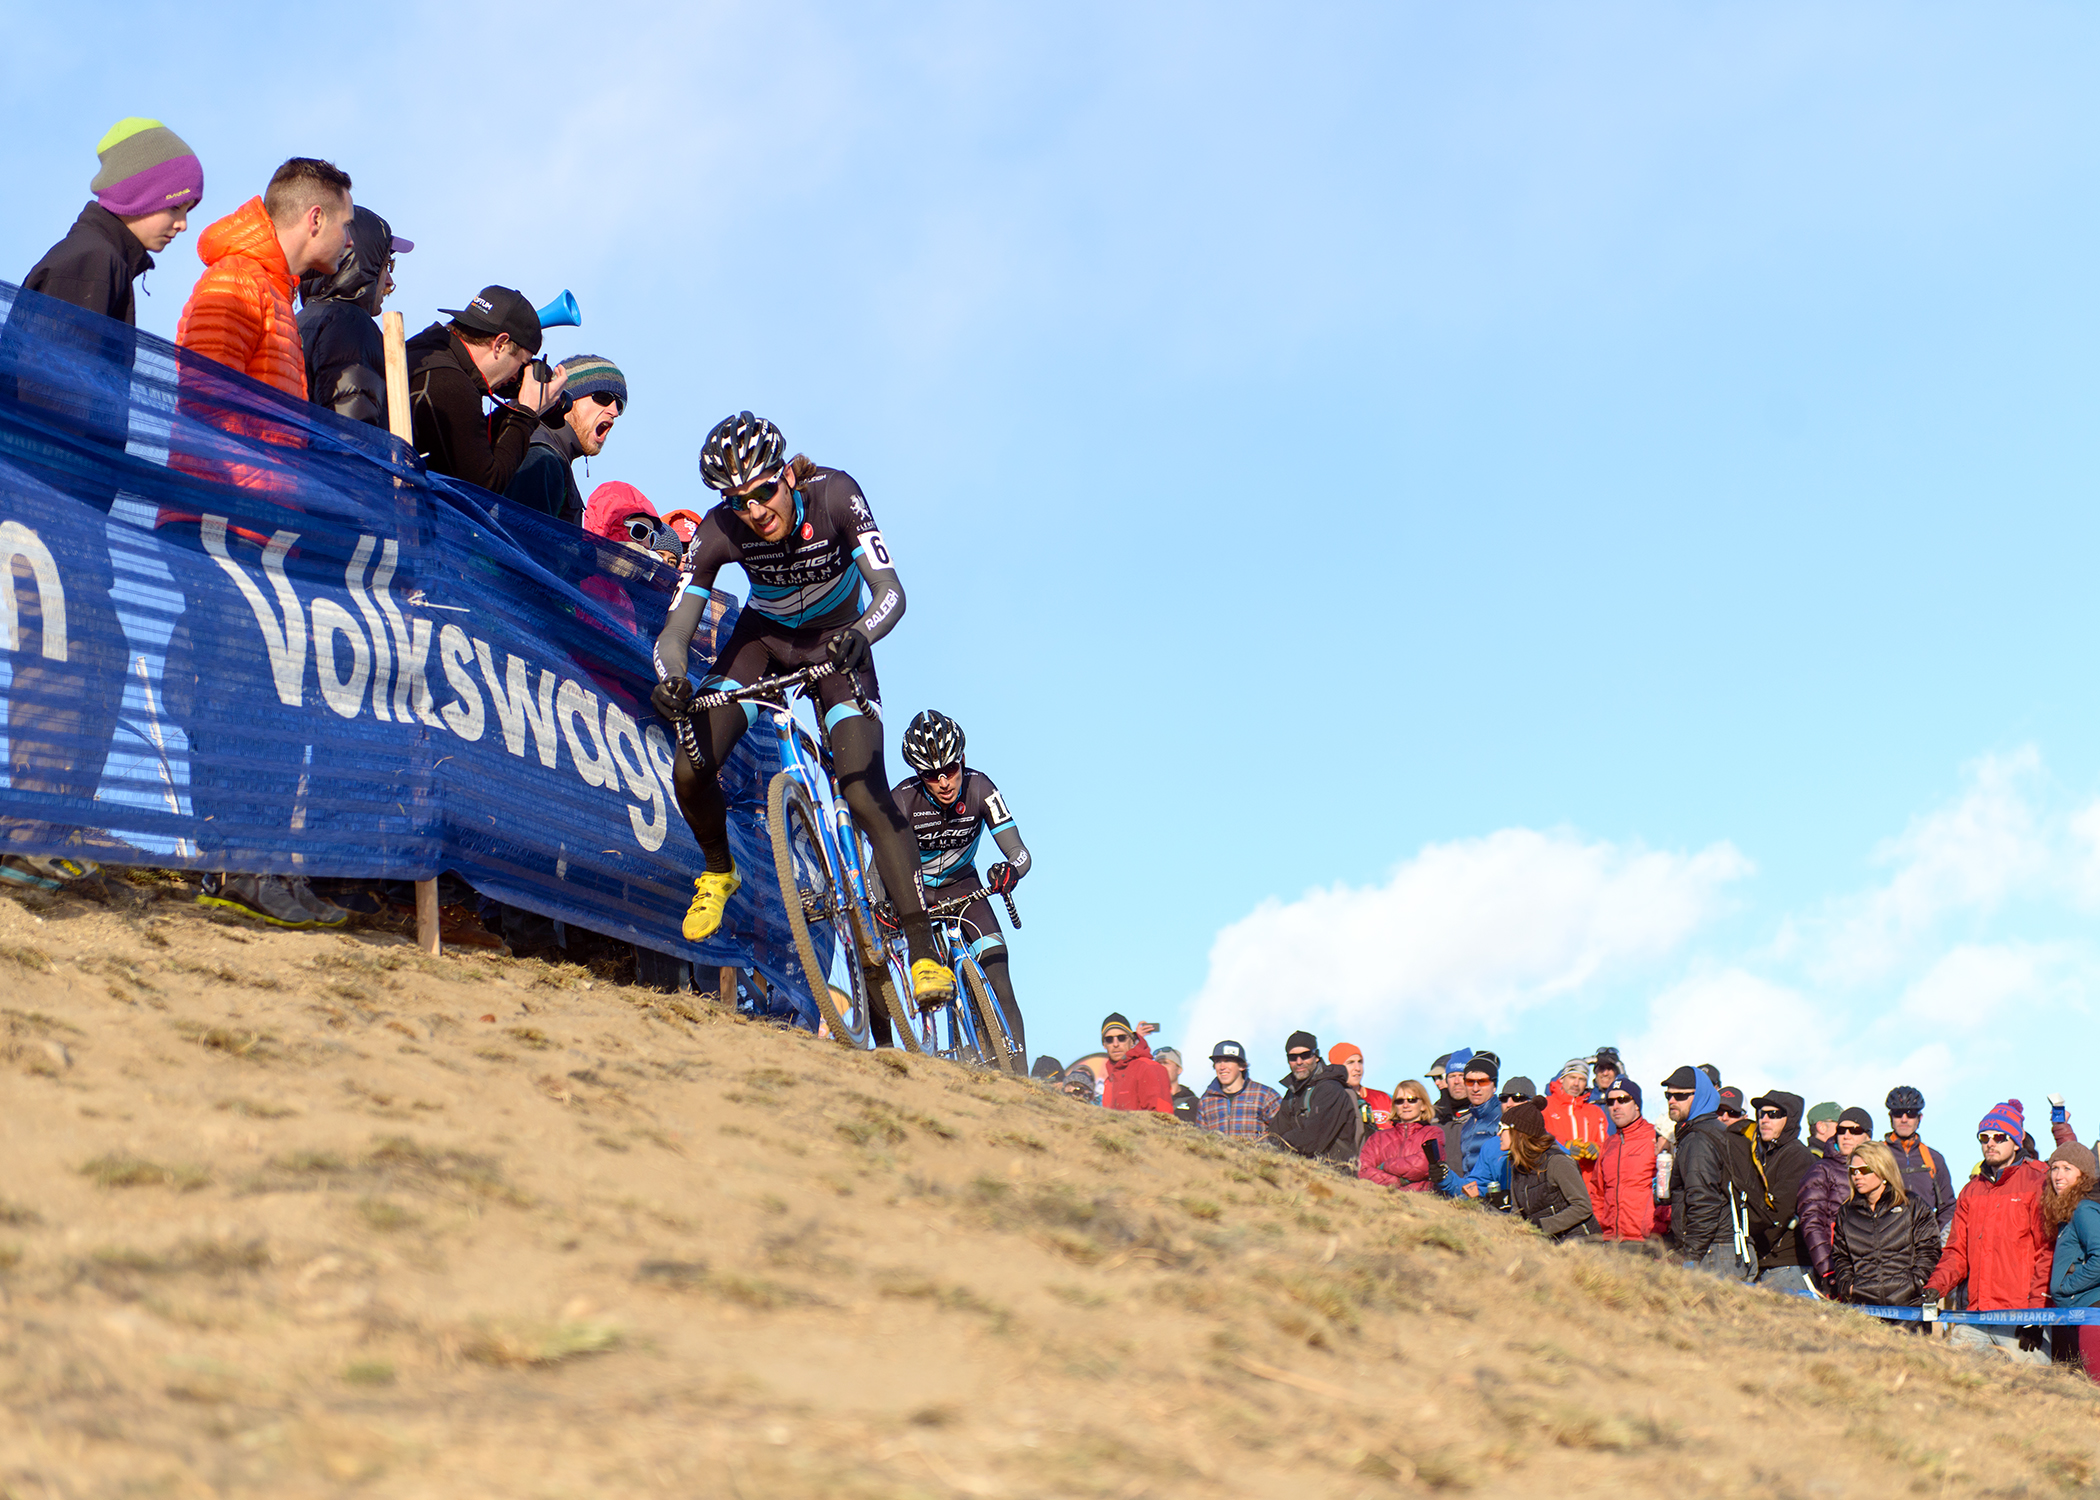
1180, 828, 1748, 1064
1811, 748, 2052, 984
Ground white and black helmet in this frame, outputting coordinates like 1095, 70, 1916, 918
902, 710, 965, 773
699, 410, 786, 492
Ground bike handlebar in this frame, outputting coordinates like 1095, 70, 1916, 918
921, 886, 1023, 929
682, 660, 871, 719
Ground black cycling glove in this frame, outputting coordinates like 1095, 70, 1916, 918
987, 862, 1019, 895
651, 677, 694, 721
826, 628, 870, 673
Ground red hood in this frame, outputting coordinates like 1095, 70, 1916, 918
582, 480, 659, 543
1106, 1033, 1154, 1071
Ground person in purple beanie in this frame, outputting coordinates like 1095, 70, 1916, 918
25, 117, 205, 325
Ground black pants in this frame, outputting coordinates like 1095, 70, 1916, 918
925, 872, 1026, 1057
667, 611, 934, 967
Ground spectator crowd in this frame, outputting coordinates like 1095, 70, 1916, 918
1039, 1014, 2100, 1383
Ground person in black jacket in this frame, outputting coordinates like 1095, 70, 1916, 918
24, 117, 203, 326
1266, 1030, 1359, 1165
1829, 1140, 1942, 1310
297, 206, 412, 426
1155, 1047, 1201, 1125
405, 285, 568, 493
1662, 1065, 1740, 1278
1746, 1090, 1816, 1293
1503, 1098, 1601, 1241
506, 355, 627, 527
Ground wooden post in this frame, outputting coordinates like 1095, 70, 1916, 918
382, 312, 441, 960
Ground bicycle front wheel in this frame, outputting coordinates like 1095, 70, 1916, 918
960, 955, 1019, 1074
769, 771, 874, 1048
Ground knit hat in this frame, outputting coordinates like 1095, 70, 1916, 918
1100, 1012, 1134, 1040
1837, 1106, 1875, 1135
1979, 1099, 2024, 1139
1805, 1101, 1841, 1128
1462, 1050, 1501, 1082
560, 354, 627, 410
1560, 1056, 1590, 1082
1327, 1042, 1362, 1065
2050, 1141, 2099, 1179
1285, 1030, 1319, 1055
1500, 1076, 1538, 1101
1605, 1078, 1643, 1109
1502, 1100, 1547, 1138
90, 117, 203, 218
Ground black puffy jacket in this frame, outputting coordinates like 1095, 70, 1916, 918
1669, 1112, 1731, 1261
1829, 1190, 1942, 1306
297, 207, 400, 427
1267, 1063, 1360, 1165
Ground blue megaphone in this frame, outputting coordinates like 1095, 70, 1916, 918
536, 289, 581, 329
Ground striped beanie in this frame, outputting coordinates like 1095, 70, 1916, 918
91, 117, 203, 218
1979, 1098, 2024, 1139
560, 355, 627, 409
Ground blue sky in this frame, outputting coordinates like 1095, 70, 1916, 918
10, 3, 2100, 1145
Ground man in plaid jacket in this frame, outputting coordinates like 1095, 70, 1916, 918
1196, 1040, 1282, 1140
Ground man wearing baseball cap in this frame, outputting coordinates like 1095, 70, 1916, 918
1195, 1039, 1280, 1140
405, 285, 571, 492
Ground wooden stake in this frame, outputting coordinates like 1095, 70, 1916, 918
382, 312, 441, 960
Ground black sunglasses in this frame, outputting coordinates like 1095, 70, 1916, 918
725, 477, 784, 512
1285, 1050, 1316, 1062
1499, 1092, 1527, 1104
1605, 1094, 1634, 1106
1756, 1108, 1787, 1120
1890, 1110, 1920, 1120
922, 762, 963, 782
587, 391, 626, 414
1102, 1031, 1134, 1044
1836, 1125, 1868, 1136
1662, 1090, 1695, 1102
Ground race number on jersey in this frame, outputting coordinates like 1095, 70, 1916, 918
984, 789, 1011, 826
857, 528, 893, 569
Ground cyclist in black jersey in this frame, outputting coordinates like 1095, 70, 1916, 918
652, 411, 954, 1015
892, 710, 1030, 1057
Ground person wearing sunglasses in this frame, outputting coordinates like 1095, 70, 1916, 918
1796, 1105, 1874, 1295
1658, 1065, 1740, 1277
652, 411, 953, 1011
507, 355, 628, 530
1923, 1099, 2052, 1363
891, 710, 1032, 1060
1098, 1015, 1172, 1114
1593, 1080, 1658, 1242
1265, 1030, 1360, 1164
1740, 1091, 1815, 1293
1828, 1141, 1942, 1314
1439, 1053, 1508, 1200
1881, 1086, 1957, 1243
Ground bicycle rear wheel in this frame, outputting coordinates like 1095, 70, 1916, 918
769, 772, 874, 1048
960, 955, 1018, 1074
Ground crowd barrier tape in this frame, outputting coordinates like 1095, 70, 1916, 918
1785, 1293, 2100, 1325
0, 280, 825, 1028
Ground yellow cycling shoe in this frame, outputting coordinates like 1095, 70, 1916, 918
682, 867, 741, 941
910, 958, 956, 1005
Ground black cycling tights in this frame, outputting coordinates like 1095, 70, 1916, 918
670, 707, 937, 968
978, 949, 1027, 1060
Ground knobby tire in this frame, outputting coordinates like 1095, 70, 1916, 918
960, 956, 1016, 1074
768, 771, 871, 1049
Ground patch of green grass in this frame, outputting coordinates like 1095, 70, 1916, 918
507, 1026, 551, 1050
343, 1360, 396, 1387
272, 1149, 350, 1175
356, 1197, 419, 1232
365, 1136, 528, 1206
79, 1154, 209, 1192
1180, 1197, 1222, 1220
986, 1130, 1047, 1152
0, 944, 52, 972
216, 1096, 298, 1119
461, 1319, 623, 1368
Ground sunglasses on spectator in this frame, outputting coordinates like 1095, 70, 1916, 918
1756, 1108, 1787, 1120
1978, 1130, 2014, 1145
725, 477, 784, 512
1848, 1166, 1880, 1177
1606, 1094, 1634, 1106
1499, 1093, 1527, 1104
1285, 1049, 1316, 1061
1662, 1090, 1695, 1102
1835, 1125, 1868, 1136
623, 516, 671, 548
586, 391, 625, 414
1102, 1031, 1133, 1044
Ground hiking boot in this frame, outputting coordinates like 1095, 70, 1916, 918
283, 876, 349, 928
197, 873, 324, 929
438, 903, 508, 952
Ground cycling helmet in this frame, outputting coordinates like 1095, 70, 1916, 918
1886, 1085, 1925, 1116
699, 411, 786, 492
901, 710, 965, 774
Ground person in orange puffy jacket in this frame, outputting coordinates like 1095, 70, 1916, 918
177, 157, 354, 398
1543, 1057, 1608, 1196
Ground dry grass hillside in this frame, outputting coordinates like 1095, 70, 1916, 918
4, 877, 2100, 1499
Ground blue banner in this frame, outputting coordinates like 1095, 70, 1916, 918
0, 280, 818, 1023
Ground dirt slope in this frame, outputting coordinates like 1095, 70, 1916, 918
3, 881, 2099, 1499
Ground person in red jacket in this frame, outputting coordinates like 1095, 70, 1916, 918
1543, 1057, 1608, 1196
1098, 1013, 1172, 1113
1593, 1078, 1658, 1241
1925, 1099, 2051, 1365
1360, 1080, 1442, 1190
